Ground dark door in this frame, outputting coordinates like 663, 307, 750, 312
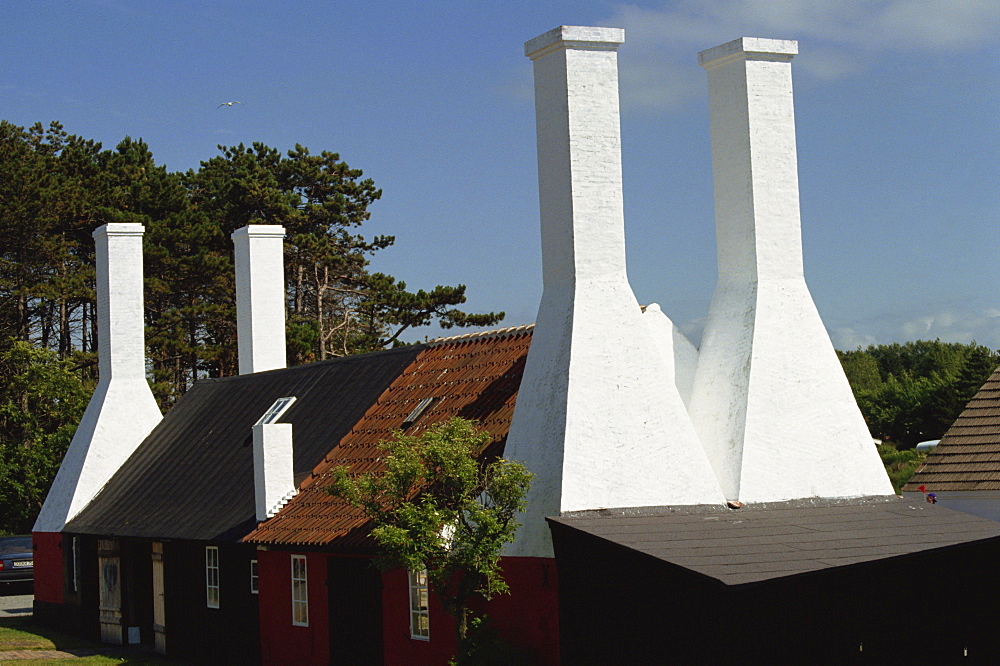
328, 557, 382, 665
121, 541, 154, 646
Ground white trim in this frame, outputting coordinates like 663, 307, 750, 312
291, 555, 308, 627
205, 546, 220, 609
254, 396, 296, 426
250, 559, 259, 595
408, 569, 430, 640
71, 536, 79, 594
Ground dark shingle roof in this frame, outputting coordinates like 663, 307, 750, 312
548, 496, 1000, 586
243, 327, 531, 547
65, 345, 422, 542
904, 365, 1000, 492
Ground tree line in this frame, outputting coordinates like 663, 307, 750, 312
839, 339, 998, 448
0, 120, 502, 405
0, 119, 502, 532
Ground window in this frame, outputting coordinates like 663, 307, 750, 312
403, 397, 434, 427
255, 396, 297, 426
291, 555, 308, 626
408, 569, 430, 640
250, 559, 258, 595
206, 546, 220, 608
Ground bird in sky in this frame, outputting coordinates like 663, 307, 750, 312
217, 101, 241, 108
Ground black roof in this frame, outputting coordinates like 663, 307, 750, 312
548, 496, 1000, 586
66, 345, 423, 542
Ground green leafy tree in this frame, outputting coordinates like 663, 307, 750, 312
328, 418, 532, 663
839, 340, 999, 447
876, 442, 928, 494
0, 340, 90, 533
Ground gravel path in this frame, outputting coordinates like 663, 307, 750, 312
0, 586, 33, 618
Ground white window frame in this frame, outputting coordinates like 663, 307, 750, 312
205, 546, 220, 609
250, 559, 259, 595
70, 536, 79, 594
291, 555, 308, 627
255, 396, 297, 426
408, 569, 430, 640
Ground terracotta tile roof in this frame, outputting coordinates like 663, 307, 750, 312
243, 327, 532, 547
904, 365, 1000, 492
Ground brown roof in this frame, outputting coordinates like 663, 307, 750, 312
243, 326, 532, 547
904, 365, 1000, 492
66, 345, 422, 542
548, 496, 1000, 586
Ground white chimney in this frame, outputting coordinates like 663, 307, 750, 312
232, 225, 287, 375
642, 304, 700, 408
253, 423, 295, 521
687, 38, 893, 502
34, 223, 163, 532
504, 26, 725, 558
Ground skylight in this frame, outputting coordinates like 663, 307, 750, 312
255, 396, 297, 426
403, 397, 434, 426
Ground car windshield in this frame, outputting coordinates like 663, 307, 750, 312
0, 536, 31, 555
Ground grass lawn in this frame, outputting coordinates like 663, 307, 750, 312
0, 617, 174, 664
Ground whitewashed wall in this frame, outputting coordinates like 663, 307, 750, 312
505, 26, 725, 558
688, 38, 893, 502
34, 224, 162, 532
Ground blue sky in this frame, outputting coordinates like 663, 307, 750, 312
3, 0, 998, 349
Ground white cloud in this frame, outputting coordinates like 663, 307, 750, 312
603, 0, 1000, 109
830, 327, 879, 350
829, 306, 1000, 350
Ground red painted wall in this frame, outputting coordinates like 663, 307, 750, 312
483, 556, 560, 664
382, 567, 457, 665
383, 556, 560, 665
31, 532, 64, 604
260, 553, 560, 664
258, 550, 330, 665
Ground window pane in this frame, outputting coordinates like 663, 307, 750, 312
408, 568, 430, 640
291, 556, 308, 626
206, 547, 220, 609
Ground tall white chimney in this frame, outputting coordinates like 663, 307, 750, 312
505, 26, 725, 558
232, 225, 287, 375
34, 223, 163, 532
688, 38, 893, 502
253, 422, 295, 521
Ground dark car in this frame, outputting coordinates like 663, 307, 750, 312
0, 535, 33, 584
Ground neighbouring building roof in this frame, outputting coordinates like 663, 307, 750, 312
243, 326, 532, 548
547, 496, 1000, 586
903, 365, 1000, 492
64, 345, 423, 542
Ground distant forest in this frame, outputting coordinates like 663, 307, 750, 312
838, 339, 998, 448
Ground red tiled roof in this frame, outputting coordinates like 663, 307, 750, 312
903, 365, 1000, 492
243, 327, 532, 547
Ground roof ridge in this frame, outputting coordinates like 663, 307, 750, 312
426, 323, 534, 346
193, 343, 428, 385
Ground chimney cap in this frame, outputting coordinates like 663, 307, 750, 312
525, 25, 625, 60
698, 37, 797, 69
93, 222, 145, 240
232, 224, 286, 241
